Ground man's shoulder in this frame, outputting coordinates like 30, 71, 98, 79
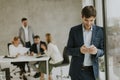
19, 27, 22, 29
94, 25, 103, 32
28, 26, 32, 28
71, 24, 82, 32
95, 25, 103, 29
19, 27, 24, 31
93, 26, 104, 37
70, 24, 82, 31
19, 26, 32, 28
27, 26, 32, 30
31, 43, 36, 47
71, 24, 82, 29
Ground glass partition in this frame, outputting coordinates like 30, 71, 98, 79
104, 0, 120, 80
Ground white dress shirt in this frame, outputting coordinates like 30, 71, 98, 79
37, 43, 40, 53
83, 24, 93, 66
9, 44, 29, 57
23, 26, 29, 42
44, 43, 63, 64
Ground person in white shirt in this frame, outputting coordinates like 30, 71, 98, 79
19, 17, 34, 72
19, 17, 34, 48
39, 33, 63, 80
9, 36, 29, 79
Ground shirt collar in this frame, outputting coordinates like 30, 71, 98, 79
37, 43, 40, 46
36, 42, 40, 45
82, 24, 93, 32
22, 25, 28, 29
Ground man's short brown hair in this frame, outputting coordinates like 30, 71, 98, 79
33, 35, 40, 39
21, 17, 27, 22
81, 6, 96, 18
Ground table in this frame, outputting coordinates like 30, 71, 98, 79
0, 55, 50, 80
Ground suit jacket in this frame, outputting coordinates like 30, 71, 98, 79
67, 24, 104, 79
19, 26, 34, 46
30, 41, 47, 55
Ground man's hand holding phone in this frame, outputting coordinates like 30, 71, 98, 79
89, 45, 98, 55
80, 45, 98, 55
80, 45, 89, 54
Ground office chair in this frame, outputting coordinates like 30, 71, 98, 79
55, 47, 70, 80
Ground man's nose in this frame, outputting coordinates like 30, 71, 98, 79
87, 21, 91, 25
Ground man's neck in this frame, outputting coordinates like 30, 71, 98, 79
22, 25, 28, 28
83, 25, 92, 31
84, 27, 91, 31
36, 42, 40, 45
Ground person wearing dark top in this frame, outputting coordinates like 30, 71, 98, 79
67, 6, 104, 80
29, 35, 47, 78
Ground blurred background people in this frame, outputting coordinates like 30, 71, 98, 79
19, 17, 34, 73
29, 35, 47, 78
19, 17, 34, 48
9, 36, 29, 79
39, 33, 63, 80
66, 6, 104, 80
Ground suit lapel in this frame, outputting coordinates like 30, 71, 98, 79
78, 24, 84, 45
78, 24, 97, 45
91, 25, 97, 45
28, 26, 30, 41
78, 24, 85, 63
21, 27, 25, 42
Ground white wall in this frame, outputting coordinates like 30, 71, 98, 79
0, 0, 82, 55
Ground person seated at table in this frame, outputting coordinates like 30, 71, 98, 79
29, 35, 47, 78
9, 36, 29, 79
39, 33, 63, 80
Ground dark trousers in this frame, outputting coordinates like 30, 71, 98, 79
19, 62, 26, 73
70, 66, 95, 80
11, 62, 26, 73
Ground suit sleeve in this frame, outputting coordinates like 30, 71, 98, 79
30, 44, 35, 53
30, 26, 34, 39
18, 28, 24, 45
96, 28, 104, 58
18, 28, 21, 40
66, 28, 82, 56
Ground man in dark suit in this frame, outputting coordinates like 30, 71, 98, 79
67, 6, 104, 80
29, 35, 47, 78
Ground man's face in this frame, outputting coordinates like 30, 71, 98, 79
14, 39, 20, 45
22, 20, 28, 27
34, 38, 40, 44
82, 16, 95, 30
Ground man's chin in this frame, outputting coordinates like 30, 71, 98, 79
85, 26, 91, 29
